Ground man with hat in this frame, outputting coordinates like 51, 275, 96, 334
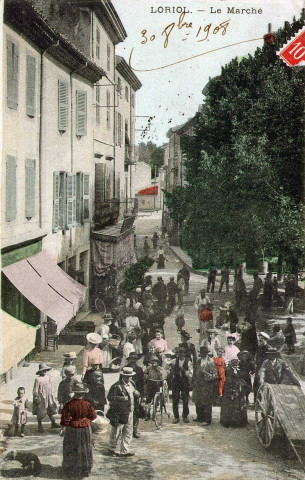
192, 346, 218, 425
171, 347, 193, 423
58, 365, 78, 412
61, 352, 77, 378
258, 348, 300, 386
253, 332, 270, 401
152, 276, 167, 310
268, 324, 285, 352
33, 363, 59, 432
126, 353, 145, 438
82, 333, 103, 377
107, 367, 140, 457
201, 329, 220, 357
167, 277, 179, 314
144, 356, 167, 419
179, 330, 197, 365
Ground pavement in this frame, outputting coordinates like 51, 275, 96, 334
1, 210, 305, 479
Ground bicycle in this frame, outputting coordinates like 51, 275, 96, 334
147, 379, 170, 430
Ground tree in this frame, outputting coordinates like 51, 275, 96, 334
150, 146, 164, 178
165, 17, 305, 271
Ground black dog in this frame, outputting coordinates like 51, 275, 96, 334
3, 450, 42, 477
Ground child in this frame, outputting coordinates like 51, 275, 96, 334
12, 387, 29, 437
213, 347, 226, 397
144, 356, 167, 419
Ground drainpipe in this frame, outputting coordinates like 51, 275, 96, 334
39, 41, 59, 229
113, 51, 116, 200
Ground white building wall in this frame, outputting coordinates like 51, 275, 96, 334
134, 162, 152, 193
2, 25, 42, 247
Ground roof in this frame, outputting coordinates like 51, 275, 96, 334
4, 0, 106, 83
138, 186, 158, 195
116, 56, 142, 91
166, 115, 198, 138
72, 0, 127, 45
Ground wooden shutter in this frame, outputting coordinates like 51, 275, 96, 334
53, 172, 61, 231
82, 173, 90, 222
95, 163, 106, 206
118, 113, 122, 146
26, 55, 36, 117
7, 39, 18, 110
6, 155, 17, 222
76, 91, 87, 136
25, 159, 36, 219
96, 27, 100, 59
107, 43, 111, 70
76, 172, 83, 224
58, 80, 68, 131
106, 90, 110, 129
96, 86, 100, 125
105, 166, 111, 200
66, 173, 76, 228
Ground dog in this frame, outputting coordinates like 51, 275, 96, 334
3, 450, 42, 476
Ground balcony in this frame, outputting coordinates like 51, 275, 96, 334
94, 198, 120, 230
121, 197, 138, 216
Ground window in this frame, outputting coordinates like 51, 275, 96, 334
58, 80, 68, 132
125, 85, 129, 101
53, 172, 66, 232
117, 112, 122, 146
76, 172, 90, 223
6, 39, 19, 110
25, 159, 35, 220
107, 43, 111, 71
106, 90, 110, 129
131, 93, 135, 108
66, 173, 77, 228
96, 27, 101, 59
117, 77, 122, 106
76, 90, 87, 136
26, 55, 36, 117
125, 119, 129, 144
6, 155, 17, 222
96, 85, 100, 125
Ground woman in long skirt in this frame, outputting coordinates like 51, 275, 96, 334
60, 382, 97, 478
220, 359, 248, 428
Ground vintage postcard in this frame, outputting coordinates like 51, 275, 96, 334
1, 0, 305, 479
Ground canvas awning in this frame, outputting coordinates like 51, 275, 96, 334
2, 251, 87, 333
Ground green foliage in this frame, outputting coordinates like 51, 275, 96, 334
124, 257, 154, 291
166, 17, 305, 271
150, 146, 164, 178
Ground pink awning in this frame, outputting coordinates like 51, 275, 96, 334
2, 251, 87, 333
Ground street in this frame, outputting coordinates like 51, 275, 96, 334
1, 212, 304, 480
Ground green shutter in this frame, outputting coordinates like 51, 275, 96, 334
7, 39, 18, 110
26, 55, 36, 117
83, 173, 90, 222
6, 155, 17, 222
66, 173, 76, 228
76, 91, 87, 136
76, 172, 83, 224
58, 80, 68, 131
53, 172, 61, 231
25, 159, 36, 219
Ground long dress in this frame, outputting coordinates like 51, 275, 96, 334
220, 364, 248, 427
125, 316, 142, 354
61, 398, 97, 477
32, 374, 57, 420
192, 357, 218, 423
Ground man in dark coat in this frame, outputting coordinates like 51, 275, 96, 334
171, 348, 193, 423
126, 353, 145, 438
107, 368, 140, 457
152, 277, 167, 311
167, 277, 179, 314
207, 266, 217, 293
178, 266, 190, 294
179, 330, 197, 365
219, 266, 230, 293
258, 348, 300, 386
152, 232, 159, 250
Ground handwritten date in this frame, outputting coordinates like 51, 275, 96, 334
141, 13, 231, 49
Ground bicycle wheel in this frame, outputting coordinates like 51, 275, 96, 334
153, 392, 163, 429
95, 296, 106, 315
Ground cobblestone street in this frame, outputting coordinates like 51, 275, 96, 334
1, 212, 304, 480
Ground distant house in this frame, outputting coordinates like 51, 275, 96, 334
137, 186, 158, 211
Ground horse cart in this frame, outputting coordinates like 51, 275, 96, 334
255, 382, 305, 470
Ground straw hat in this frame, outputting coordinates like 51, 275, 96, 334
120, 367, 136, 376
62, 351, 77, 359
259, 332, 270, 340
86, 332, 102, 344
207, 328, 217, 334
36, 363, 52, 375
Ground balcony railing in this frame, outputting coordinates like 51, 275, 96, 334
121, 197, 138, 215
94, 198, 120, 230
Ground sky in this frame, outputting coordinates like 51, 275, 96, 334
114, 0, 304, 146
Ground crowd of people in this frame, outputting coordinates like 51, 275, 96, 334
8, 257, 304, 477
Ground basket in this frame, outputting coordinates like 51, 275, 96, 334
92, 411, 110, 434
